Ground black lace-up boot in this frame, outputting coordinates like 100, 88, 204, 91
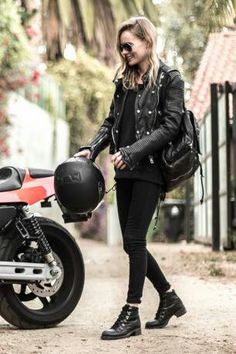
145, 289, 187, 329
101, 304, 141, 340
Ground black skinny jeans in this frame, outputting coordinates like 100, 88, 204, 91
116, 179, 171, 304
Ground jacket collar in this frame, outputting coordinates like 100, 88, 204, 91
158, 58, 165, 68
140, 58, 165, 86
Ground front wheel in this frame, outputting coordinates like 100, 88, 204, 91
0, 217, 85, 329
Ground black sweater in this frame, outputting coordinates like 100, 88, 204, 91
114, 86, 164, 186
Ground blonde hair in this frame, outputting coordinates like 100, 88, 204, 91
116, 16, 159, 89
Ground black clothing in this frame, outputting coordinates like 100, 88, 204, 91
118, 64, 184, 170
78, 58, 184, 176
78, 58, 184, 305
101, 304, 141, 340
145, 290, 187, 328
115, 86, 164, 185
117, 88, 137, 148
116, 179, 171, 304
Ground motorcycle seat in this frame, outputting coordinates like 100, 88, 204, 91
0, 167, 54, 192
0, 167, 26, 192
28, 168, 54, 178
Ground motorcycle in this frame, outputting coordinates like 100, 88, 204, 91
0, 165, 92, 329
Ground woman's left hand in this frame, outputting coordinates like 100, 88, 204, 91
111, 151, 127, 170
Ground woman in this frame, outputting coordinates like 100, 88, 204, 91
75, 16, 187, 340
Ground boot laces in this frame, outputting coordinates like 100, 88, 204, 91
111, 305, 132, 329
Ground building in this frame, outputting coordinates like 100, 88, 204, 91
188, 29, 236, 250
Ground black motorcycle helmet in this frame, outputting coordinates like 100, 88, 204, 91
54, 157, 105, 214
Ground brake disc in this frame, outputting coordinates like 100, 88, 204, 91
28, 253, 64, 298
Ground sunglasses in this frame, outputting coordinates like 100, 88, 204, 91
119, 42, 134, 53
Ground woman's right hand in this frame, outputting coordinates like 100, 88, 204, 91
73, 149, 91, 159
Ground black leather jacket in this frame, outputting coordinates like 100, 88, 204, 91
78, 58, 184, 170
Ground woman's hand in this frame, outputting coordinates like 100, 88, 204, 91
74, 149, 91, 159
111, 151, 127, 170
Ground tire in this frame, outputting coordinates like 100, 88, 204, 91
0, 217, 85, 329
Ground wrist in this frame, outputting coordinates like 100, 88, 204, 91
119, 147, 135, 170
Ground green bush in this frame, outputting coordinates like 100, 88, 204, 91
48, 50, 114, 155
0, 0, 28, 81
0, 0, 29, 157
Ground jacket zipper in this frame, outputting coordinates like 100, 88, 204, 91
147, 70, 165, 165
117, 90, 128, 127
111, 127, 116, 152
112, 90, 129, 152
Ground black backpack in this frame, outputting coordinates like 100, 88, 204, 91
152, 68, 204, 230
159, 68, 204, 199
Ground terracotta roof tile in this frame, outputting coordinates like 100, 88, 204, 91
187, 30, 236, 122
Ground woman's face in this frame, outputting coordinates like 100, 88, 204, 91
119, 30, 148, 67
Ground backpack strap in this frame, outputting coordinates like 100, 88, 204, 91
199, 162, 204, 204
157, 66, 186, 109
166, 68, 187, 110
152, 189, 166, 231
189, 112, 202, 155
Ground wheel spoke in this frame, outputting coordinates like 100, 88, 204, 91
50, 294, 57, 304
38, 297, 49, 307
20, 284, 27, 296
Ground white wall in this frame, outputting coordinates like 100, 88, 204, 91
1, 92, 69, 169
0, 93, 78, 237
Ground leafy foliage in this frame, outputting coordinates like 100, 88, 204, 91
48, 49, 114, 155
0, 0, 28, 88
199, 0, 236, 29
159, 0, 236, 82
41, 0, 160, 63
0, 0, 29, 157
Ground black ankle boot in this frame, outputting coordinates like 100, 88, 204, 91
101, 304, 141, 340
145, 289, 187, 329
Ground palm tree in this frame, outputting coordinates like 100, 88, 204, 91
20, 0, 236, 64
40, 0, 160, 63
200, 0, 236, 29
